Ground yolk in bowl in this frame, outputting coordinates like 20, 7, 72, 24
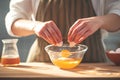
60, 49, 71, 58
52, 49, 81, 69
52, 57, 82, 69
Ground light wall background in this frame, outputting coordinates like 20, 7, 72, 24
0, 0, 120, 62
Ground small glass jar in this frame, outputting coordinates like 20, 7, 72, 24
1, 39, 20, 66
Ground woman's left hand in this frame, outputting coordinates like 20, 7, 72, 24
68, 17, 104, 46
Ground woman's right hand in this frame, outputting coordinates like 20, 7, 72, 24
33, 20, 63, 46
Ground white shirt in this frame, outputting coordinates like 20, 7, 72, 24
5, 0, 120, 36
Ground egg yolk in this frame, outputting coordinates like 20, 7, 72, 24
60, 49, 71, 58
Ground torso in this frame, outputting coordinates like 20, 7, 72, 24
27, 0, 106, 63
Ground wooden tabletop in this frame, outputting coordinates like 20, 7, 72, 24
0, 62, 120, 80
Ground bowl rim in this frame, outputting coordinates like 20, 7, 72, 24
45, 44, 88, 53
106, 51, 120, 54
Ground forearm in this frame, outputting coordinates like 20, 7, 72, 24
100, 13, 120, 32
11, 19, 35, 36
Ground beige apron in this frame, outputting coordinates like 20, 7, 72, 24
27, 0, 106, 63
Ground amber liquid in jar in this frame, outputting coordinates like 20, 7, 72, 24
1, 55, 20, 66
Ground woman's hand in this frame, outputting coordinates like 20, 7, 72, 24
68, 17, 104, 46
33, 20, 63, 46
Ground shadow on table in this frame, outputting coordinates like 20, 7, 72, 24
63, 63, 120, 75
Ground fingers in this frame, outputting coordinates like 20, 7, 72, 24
68, 20, 87, 43
78, 30, 91, 43
74, 26, 88, 43
37, 21, 63, 46
39, 31, 54, 44
47, 24, 62, 45
50, 22, 62, 43
68, 29, 90, 46
44, 30, 55, 44
68, 18, 98, 46
68, 19, 83, 38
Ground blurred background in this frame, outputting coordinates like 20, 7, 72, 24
0, 0, 120, 62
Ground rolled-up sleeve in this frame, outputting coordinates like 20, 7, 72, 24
104, 0, 120, 16
5, 0, 33, 37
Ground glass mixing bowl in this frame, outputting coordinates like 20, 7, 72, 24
45, 44, 88, 69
